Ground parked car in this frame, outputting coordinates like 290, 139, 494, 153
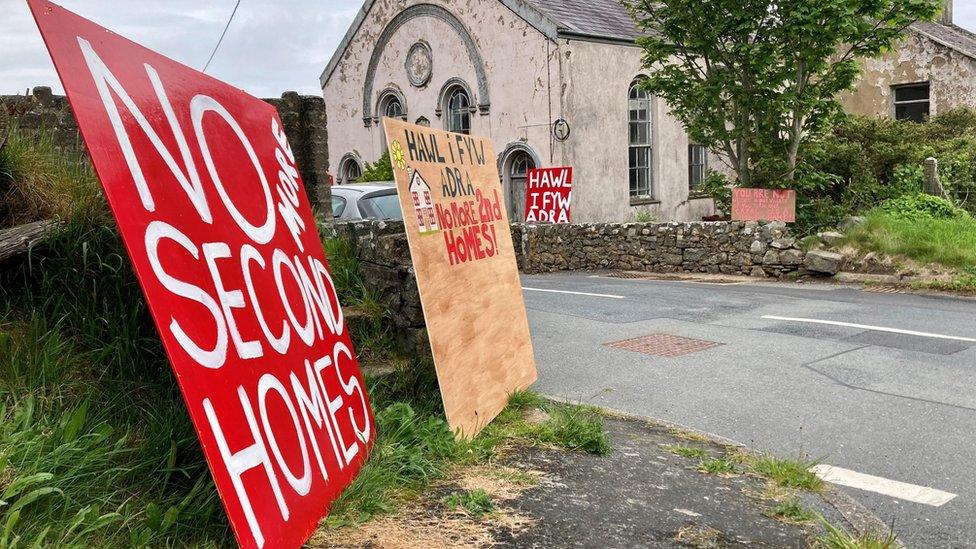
330, 182, 403, 221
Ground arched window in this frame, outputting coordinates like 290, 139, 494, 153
628, 80, 653, 199
384, 96, 404, 119
415, 116, 431, 127
338, 155, 362, 185
447, 87, 471, 134
377, 90, 406, 122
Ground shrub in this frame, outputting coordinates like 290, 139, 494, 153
792, 109, 976, 231
876, 193, 966, 221
360, 151, 394, 182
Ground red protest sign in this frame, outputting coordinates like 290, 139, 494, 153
525, 167, 573, 223
28, 2, 374, 547
731, 188, 797, 223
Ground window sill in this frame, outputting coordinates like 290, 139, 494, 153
629, 197, 660, 206
688, 192, 712, 200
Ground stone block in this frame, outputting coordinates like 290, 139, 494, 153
804, 250, 845, 275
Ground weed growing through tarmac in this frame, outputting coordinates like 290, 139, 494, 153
698, 458, 738, 475
442, 489, 496, 517
663, 444, 708, 460
816, 518, 898, 549
750, 455, 824, 491
766, 498, 815, 524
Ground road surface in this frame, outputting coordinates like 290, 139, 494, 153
522, 272, 976, 548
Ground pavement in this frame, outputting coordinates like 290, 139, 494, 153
522, 272, 976, 549
499, 417, 848, 548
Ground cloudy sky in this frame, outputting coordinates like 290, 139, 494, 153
2, 0, 975, 98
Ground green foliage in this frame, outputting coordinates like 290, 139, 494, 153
842, 212, 976, 269
697, 172, 733, 216
0, 128, 106, 226
876, 193, 966, 221
750, 455, 823, 491
816, 519, 897, 549
792, 109, 976, 232
767, 498, 816, 523
625, 0, 940, 186
0, 138, 611, 545
545, 407, 613, 456
442, 489, 495, 517
325, 401, 462, 525
0, 222, 231, 547
698, 458, 738, 475
632, 210, 657, 223
359, 152, 394, 183
322, 237, 364, 304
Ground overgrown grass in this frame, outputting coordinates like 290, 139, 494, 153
0, 127, 105, 226
0, 223, 231, 546
843, 212, 976, 270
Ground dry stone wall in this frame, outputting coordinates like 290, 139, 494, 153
512, 221, 806, 277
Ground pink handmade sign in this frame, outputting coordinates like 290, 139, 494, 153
731, 188, 796, 223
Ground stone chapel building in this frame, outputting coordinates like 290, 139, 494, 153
321, 0, 972, 223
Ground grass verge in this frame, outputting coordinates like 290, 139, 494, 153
841, 212, 976, 270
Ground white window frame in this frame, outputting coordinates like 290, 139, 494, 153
628, 81, 654, 200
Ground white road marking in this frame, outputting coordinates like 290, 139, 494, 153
761, 315, 976, 343
810, 464, 957, 507
522, 287, 625, 299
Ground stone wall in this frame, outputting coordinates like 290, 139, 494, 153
0, 87, 80, 152
513, 221, 806, 277
325, 219, 807, 354
326, 219, 427, 355
1, 87, 330, 209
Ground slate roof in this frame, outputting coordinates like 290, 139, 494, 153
912, 20, 976, 60
525, 0, 642, 42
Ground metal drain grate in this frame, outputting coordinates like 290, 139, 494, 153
864, 285, 906, 294
605, 271, 742, 284
605, 333, 723, 358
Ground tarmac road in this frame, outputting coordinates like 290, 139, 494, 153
522, 272, 976, 548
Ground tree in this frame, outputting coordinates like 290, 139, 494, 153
624, 0, 941, 186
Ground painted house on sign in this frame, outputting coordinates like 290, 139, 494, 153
409, 169, 439, 233
323, 0, 971, 223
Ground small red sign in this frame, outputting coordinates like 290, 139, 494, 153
731, 188, 796, 223
525, 167, 573, 223
28, 2, 374, 548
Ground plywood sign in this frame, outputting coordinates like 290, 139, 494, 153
383, 118, 537, 439
29, 2, 374, 547
731, 188, 797, 222
525, 167, 573, 223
